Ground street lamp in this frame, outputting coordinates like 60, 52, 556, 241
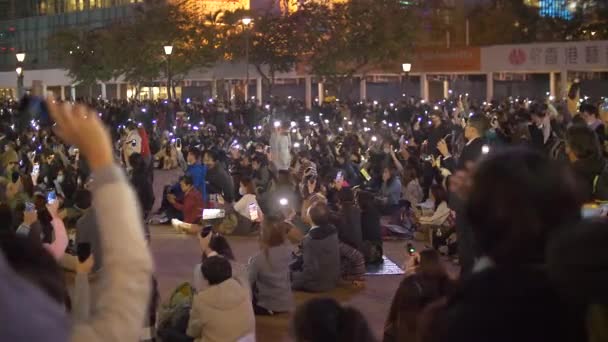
242, 17, 252, 101
164, 45, 173, 100
15, 52, 26, 99
402, 63, 412, 73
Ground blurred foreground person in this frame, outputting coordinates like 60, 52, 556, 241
429, 148, 585, 342
293, 298, 376, 342
0, 100, 153, 341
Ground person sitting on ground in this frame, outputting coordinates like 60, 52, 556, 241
358, 191, 383, 265
169, 175, 204, 231
204, 149, 235, 204
187, 256, 255, 342
335, 188, 363, 253
234, 177, 262, 222
251, 153, 273, 195
415, 184, 451, 227
378, 167, 402, 215
185, 148, 207, 202
247, 217, 295, 315
292, 298, 376, 342
291, 202, 340, 292
384, 249, 454, 342
194, 232, 249, 292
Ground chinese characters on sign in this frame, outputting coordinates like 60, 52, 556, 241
482, 41, 608, 72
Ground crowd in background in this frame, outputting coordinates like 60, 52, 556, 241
0, 85, 607, 342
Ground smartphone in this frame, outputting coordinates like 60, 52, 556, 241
335, 171, 343, 183
77, 243, 91, 263
202, 209, 225, 220
19, 96, 50, 127
200, 225, 213, 238
406, 243, 416, 256
47, 191, 57, 204
248, 203, 259, 221
176, 138, 182, 149
360, 168, 371, 182
25, 202, 36, 212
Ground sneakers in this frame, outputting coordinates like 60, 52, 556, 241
171, 219, 182, 232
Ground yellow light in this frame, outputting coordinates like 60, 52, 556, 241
241, 17, 252, 26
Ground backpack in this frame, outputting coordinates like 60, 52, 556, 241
593, 162, 608, 201
156, 282, 196, 342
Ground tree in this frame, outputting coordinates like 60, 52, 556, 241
298, 0, 417, 99
222, 8, 302, 97
48, 28, 114, 98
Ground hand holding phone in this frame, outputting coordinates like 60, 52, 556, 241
200, 225, 213, 238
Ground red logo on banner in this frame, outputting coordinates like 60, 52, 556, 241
508, 49, 527, 65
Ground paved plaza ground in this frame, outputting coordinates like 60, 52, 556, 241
149, 225, 409, 341
149, 169, 453, 341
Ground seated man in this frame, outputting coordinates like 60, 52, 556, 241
167, 175, 204, 227
204, 149, 235, 204
187, 256, 255, 342
291, 202, 340, 292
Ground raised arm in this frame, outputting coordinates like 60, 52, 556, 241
47, 100, 153, 342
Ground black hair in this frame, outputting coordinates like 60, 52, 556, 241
466, 147, 582, 266
204, 149, 221, 163
188, 148, 202, 160
429, 184, 448, 210
200, 256, 232, 286
180, 175, 194, 186
0, 235, 69, 308
128, 152, 145, 171
293, 298, 375, 342
467, 114, 490, 136
203, 234, 235, 261
566, 124, 601, 160
580, 103, 599, 117
74, 189, 92, 210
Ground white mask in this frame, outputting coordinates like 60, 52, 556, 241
239, 187, 246, 196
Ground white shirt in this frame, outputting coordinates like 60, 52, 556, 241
233, 194, 259, 220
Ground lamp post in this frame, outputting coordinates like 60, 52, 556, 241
242, 17, 252, 101
164, 45, 173, 100
16, 52, 26, 99
401, 63, 412, 95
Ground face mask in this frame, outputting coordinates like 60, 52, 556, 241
57, 175, 65, 183
239, 187, 246, 196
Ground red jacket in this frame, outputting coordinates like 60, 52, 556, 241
138, 127, 151, 158
172, 188, 204, 224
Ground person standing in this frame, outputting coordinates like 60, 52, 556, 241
442, 114, 489, 276
123, 122, 142, 171
270, 122, 292, 174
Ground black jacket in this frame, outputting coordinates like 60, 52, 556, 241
442, 137, 486, 172
131, 168, 154, 214
333, 204, 363, 252
571, 156, 606, 202
206, 164, 235, 203
440, 266, 586, 342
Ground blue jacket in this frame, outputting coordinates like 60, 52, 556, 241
187, 163, 207, 201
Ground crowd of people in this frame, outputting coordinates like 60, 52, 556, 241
0, 88, 607, 342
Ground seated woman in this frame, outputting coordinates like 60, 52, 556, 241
194, 233, 249, 292
247, 217, 295, 315
155, 143, 178, 170
378, 167, 402, 215
232, 177, 263, 235
384, 249, 454, 342
417, 184, 450, 225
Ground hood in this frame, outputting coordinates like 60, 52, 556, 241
197, 278, 248, 311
